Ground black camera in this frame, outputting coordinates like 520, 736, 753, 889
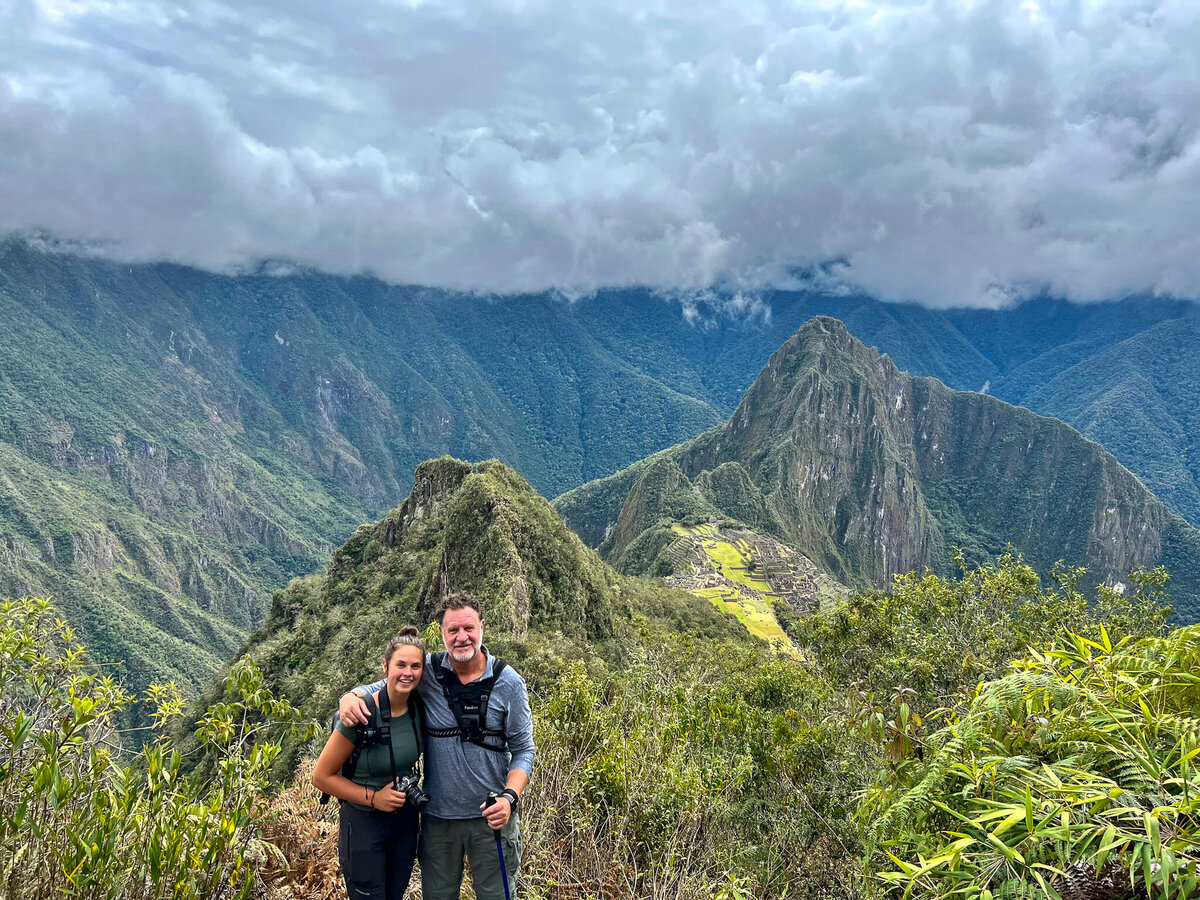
394, 773, 430, 811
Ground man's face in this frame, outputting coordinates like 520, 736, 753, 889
441, 607, 484, 664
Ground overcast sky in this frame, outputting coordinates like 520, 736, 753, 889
1, 0, 1197, 306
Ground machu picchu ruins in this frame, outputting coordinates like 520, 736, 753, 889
661, 523, 847, 652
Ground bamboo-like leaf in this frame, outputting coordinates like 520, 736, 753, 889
985, 831, 1024, 865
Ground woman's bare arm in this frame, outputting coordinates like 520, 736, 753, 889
312, 730, 407, 811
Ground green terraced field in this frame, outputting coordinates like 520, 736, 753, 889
673, 524, 797, 654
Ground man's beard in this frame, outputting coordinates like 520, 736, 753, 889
449, 642, 479, 663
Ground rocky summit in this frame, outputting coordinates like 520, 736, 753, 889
557, 317, 1200, 621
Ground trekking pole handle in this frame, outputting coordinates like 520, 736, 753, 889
484, 791, 503, 835
484, 792, 513, 900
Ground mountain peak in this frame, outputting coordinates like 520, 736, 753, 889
560, 316, 1200, 612
310, 457, 624, 642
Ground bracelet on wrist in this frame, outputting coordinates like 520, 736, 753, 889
501, 788, 520, 808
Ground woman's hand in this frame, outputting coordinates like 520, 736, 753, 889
371, 783, 407, 812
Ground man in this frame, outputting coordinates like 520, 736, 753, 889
339, 592, 534, 900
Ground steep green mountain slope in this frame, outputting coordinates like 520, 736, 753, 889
218, 456, 733, 772
995, 317, 1200, 521
557, 318, 1200, 621
944, 299, 1200, 524
0, 243, 724, 695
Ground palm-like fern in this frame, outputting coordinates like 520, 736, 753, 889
864, 625, 1200, 899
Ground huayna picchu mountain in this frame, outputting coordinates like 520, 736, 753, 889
556, 317, 1200, 621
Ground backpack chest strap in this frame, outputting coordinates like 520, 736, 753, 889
429, 651, 511, 753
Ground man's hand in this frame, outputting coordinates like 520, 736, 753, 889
339, 690, 370, 727
481, 794, 512, 830
373, 783, 407, 812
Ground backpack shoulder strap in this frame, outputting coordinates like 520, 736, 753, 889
362, 691, 380, 727
318, 693, 380, 805
346, 692, 380, 756
429, 651, 450, 686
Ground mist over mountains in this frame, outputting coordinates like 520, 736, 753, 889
2, 241, 1200, 693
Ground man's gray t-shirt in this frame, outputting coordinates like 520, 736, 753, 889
359, 649, 534, 820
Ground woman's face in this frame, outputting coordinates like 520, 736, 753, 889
384, 644, 424, 696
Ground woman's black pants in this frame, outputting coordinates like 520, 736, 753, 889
338, 801, 419, 900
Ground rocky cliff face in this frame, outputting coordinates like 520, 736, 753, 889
680, 319, 942, 585
561, 317, 1200, 612
907, 377, 1169, 582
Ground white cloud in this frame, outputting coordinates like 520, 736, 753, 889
1, 0, 1198, 306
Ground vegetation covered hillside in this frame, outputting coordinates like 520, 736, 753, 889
4, 451, 1193, 898
217, 456, 737, 776
558, 317, 1200, 622
0, 243, 726, 695
5, 239, 1200, 696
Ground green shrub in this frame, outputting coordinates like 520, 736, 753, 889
0, 596, 315, 899
522, 636, 865, 899
864, 625, 1200, 899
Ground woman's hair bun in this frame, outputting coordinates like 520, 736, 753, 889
384, 625, 427, 661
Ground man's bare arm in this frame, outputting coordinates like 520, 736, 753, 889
338, 679, 383, 726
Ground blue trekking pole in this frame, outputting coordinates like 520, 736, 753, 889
483, 792, 513, 900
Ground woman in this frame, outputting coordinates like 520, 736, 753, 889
313, 627, 427, 900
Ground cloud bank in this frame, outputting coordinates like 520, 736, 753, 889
2, 0, 1198, 306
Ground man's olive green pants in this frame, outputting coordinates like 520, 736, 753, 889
419, 813, 521, 900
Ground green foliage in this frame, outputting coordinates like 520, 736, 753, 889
864, 624, 1200, 899
0, 596, 315, 899
524, 633, 865, 899
789, 552, 1170, 757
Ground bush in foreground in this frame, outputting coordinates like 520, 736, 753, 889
865, 625, 1200, 899
0, 597, 314, 900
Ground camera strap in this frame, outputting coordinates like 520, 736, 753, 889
377, 687, 398, 783
379, 686, 424, 781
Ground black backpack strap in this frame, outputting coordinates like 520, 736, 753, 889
409, 693, 425, 778
319, 693, 379, 805
344, 692, 381, 780
427, 653, 510, 753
